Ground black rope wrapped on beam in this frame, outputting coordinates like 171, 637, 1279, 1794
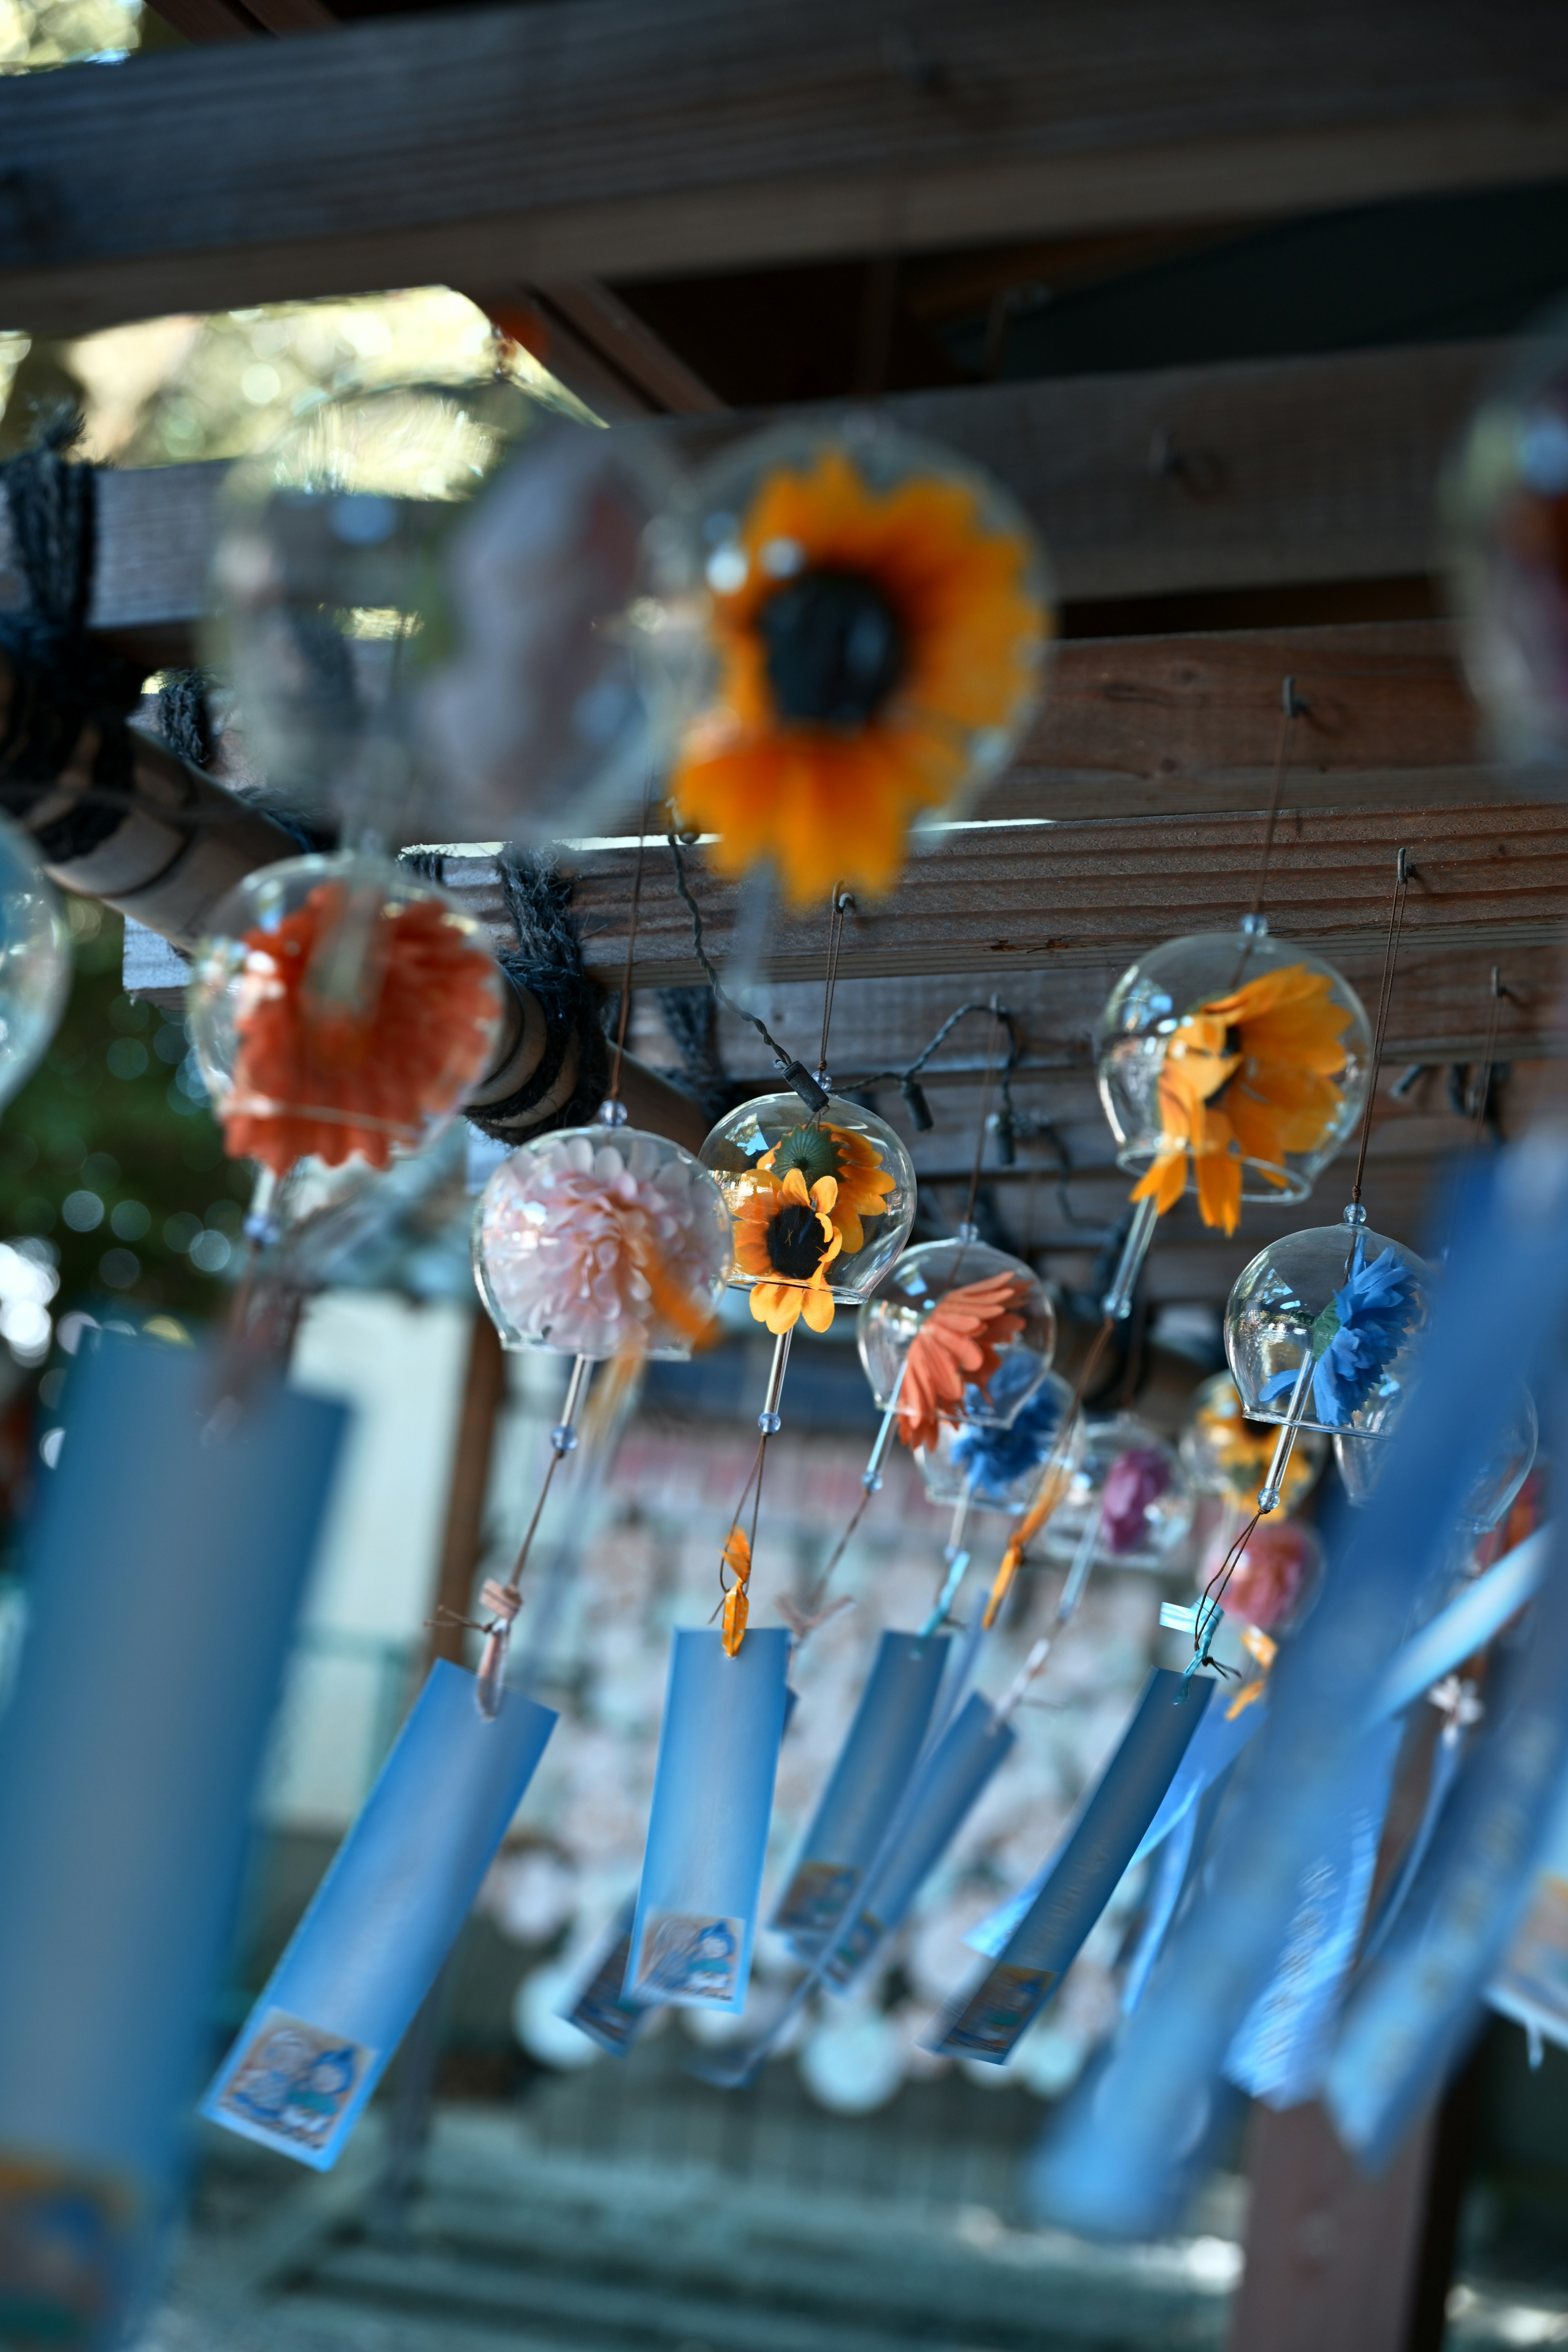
0, 415, 144, 864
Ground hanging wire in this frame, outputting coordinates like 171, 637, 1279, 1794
960, 1000, 1007, 1237
1249, 676, 1305, 925
1348, 846, 1414, 1223
666, 833, 828, 1112
817, 884, 854, 1086
605, 780, 653, 1109
1470, 966, 1508, 1146
851, 998, 1021, 1138
1195, 846, 1416, 1655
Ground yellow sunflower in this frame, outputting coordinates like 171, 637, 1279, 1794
733, 1167, 844, 1333
1130, 964, 1352, 1236
670, 442, 1047, 906
757, 1120, 894, 1254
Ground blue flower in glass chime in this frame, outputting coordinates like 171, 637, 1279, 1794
951, 1355, 1064, 1503
1261, 1235, 1419, 1426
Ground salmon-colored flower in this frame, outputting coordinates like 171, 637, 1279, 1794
1130, 964, 1352, 1236
225, 881, 497, 1178
898, 1271, 1031, 1452
732, 1167, 843, 1333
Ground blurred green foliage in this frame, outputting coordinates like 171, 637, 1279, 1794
0, 898, 250, 1327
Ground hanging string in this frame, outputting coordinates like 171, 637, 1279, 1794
1471, 966, 1508, 1146
1249, 676, 1305, 925
1195, 848, 1416, 1657
960, 999, 1006, 1238
605, 780, 653, 1110
666, 833, 828, 1112
981, 1310, 1116, 1629
1347, 846, 1413, 1224
817, 884, 853, 1087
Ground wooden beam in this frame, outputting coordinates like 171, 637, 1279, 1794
460, 802, 1568, 991
0, 344, 1508, 642
2, 3, 1566, 338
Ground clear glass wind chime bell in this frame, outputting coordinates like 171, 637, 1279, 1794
469, 1103, 734, 1708
856, 1232, 1067, 1623
976, 918, 1373, 1635
697, 1086, 917, 1646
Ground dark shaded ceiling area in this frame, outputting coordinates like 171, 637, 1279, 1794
611, 178, 1568, 406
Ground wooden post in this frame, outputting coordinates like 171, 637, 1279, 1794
1226, 2100, 1437, 2351
425, 1311, 508, 1668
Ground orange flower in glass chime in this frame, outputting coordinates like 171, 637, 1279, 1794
223, 877, 499, 1176
897, 1271, 1033, 1452
1127, 964, 1354, 1237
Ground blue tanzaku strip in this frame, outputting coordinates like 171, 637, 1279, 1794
563, 1899, 645, 2056
205, 1662, 556, 2170
933, 1669, 1213, 2064
773, 1630, 950, 1957
0, 1334, 348, 2341
1224, 1717, 1401, 2111
1370, 1525, 1550, 1726
596, 1682, 802, 2060
625, 1628, 790, 2016
824, 1690, 1016, 1993
1327, 1495, 1568, 2170
1121, 1807, 1201, 2019
1031, 1149, 1568, 2241
1122, 1766, 1238, 2018
967, 1669, 1262, 1966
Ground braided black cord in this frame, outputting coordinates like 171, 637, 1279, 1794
464, 846, 609, 1141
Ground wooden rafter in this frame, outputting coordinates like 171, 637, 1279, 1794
1, 340, 1507, 655
2, 2, 1567, 337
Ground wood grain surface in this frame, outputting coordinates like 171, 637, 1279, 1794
0, 343, 1506, 633
1, 2, 1566, 334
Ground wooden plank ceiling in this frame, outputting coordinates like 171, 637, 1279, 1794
4, 0, 1566, 1302
2, 1, 1568, 336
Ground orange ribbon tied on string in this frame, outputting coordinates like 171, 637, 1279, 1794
720, 1524, 753, 1657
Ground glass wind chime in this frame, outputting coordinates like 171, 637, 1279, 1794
977, 753, 1376, 1641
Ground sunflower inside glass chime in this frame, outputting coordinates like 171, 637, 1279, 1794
666, 424, 1051, 906
705, 1098, 916, 1335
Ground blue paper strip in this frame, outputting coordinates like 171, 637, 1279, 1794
1122, 1767, 1237, 2018
823, 1690, 1015, 1993
1370, 1527, 1550, 1725
1224, 1717, 1401, 2111
0, 1335, 347, 2334
563, 1899, 644, 2056
773, 1631, 949, 1956
1326, 1494, 1568, 2167
1361, 1721, 1468, 1969
205, 1660, 556, 2169
968, 1680, 1265, 1962
626, 1628, 790, 2014
933, 1670, 1212, 2062
1029, 1146, 1568, 2239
